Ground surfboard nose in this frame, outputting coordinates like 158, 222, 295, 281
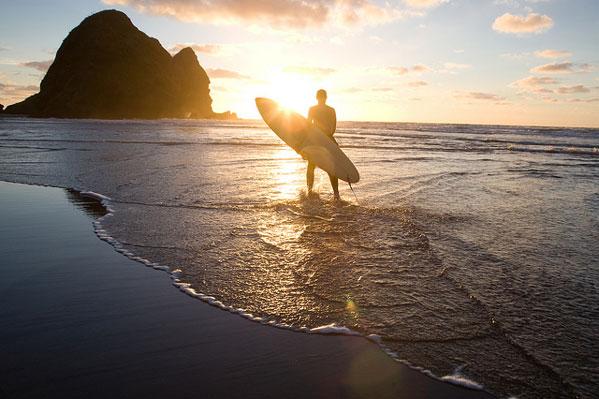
255, 97, 271, 108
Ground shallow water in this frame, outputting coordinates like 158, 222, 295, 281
1, 117, 597, 398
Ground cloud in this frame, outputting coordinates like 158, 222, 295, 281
103, 0, 409, 29
0, 82, 39, 104
457, 91, 506, 102
407, 80, 428, 87
387, 64, 432, 75
567, 97, 599, 103
467, 92, 504, 101
169, 43, 227, 56
534, 49, 572, 59
206, 68, 250, 79
20, 59, 53, 72
411, 64, 431, 73
530, 62, 592, 74
388, 66, 409, 75
531, 62, 569, 74
510, 75, 558, 90
492, 12, 553, 34
403, 0, 447, 8
284, 66, 336, 75
557, 85, 590, 94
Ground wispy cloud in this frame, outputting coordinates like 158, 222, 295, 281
103, 0, 412, 30
169, 43, 228, 56
466, 92, 504, 101
411, 64, 431, 73
407, 80, 428, 87
0, 82, 38, 104
530, 62, 592, 74
20, 59, 53, 72
510, 77, 593, 99
511, 76, 557, 87
534, 49, 572, 59
456, 91, 507, 103
388, 64, 432, 76
510, 75, 558, 93
566, 97, 599, 103
492, 12, 553, 34
557, 85, 590, 94
206, 68, 251, 79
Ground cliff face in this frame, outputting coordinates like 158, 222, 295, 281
6, 10, 220, 119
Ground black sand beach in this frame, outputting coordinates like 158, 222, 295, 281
0, 181, 494, 399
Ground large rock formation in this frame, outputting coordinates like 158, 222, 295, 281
6, 10, 234, 119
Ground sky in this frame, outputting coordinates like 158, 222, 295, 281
0, 0, 598, 127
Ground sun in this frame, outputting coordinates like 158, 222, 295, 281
260, 72, 317, 115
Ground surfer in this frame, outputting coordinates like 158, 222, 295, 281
307, 89, 340, 200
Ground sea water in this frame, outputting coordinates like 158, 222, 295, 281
0, 117, 597, 398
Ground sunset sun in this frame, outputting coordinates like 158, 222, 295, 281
258, 72, 317, 114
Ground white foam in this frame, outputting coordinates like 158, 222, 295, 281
310, 323, 362, 336
367, 333, 382, 343
80, 191, 112, 202
441, 367, 484, 390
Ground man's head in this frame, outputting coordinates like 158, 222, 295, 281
316, 89, 327, 105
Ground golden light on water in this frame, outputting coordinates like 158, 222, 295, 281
346, 298, 359, 318
271, 147, 304, 199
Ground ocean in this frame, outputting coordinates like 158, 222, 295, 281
0, 116, 597, 398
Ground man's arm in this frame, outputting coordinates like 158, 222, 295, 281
330, 108, 337, 136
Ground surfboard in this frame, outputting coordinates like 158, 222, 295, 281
255, 97, 359, 184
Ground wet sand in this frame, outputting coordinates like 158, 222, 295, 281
0, 181, 494, 398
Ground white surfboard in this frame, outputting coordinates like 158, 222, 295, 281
255, 97, 359, 184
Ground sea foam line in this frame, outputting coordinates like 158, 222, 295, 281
79, 186, 487, 394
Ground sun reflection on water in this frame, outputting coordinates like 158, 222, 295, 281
271, 147, 304, 200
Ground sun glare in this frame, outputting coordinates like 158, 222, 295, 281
271, 147, 303, 199
260, 72, 317, 116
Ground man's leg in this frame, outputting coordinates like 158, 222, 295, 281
329, 173, 340, 200
307, 162, 316, 192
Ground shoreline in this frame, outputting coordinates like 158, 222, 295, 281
0, 180, 495, 398
2, 113, 598, 130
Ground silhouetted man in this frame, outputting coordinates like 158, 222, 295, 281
307, 89, 339, 200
